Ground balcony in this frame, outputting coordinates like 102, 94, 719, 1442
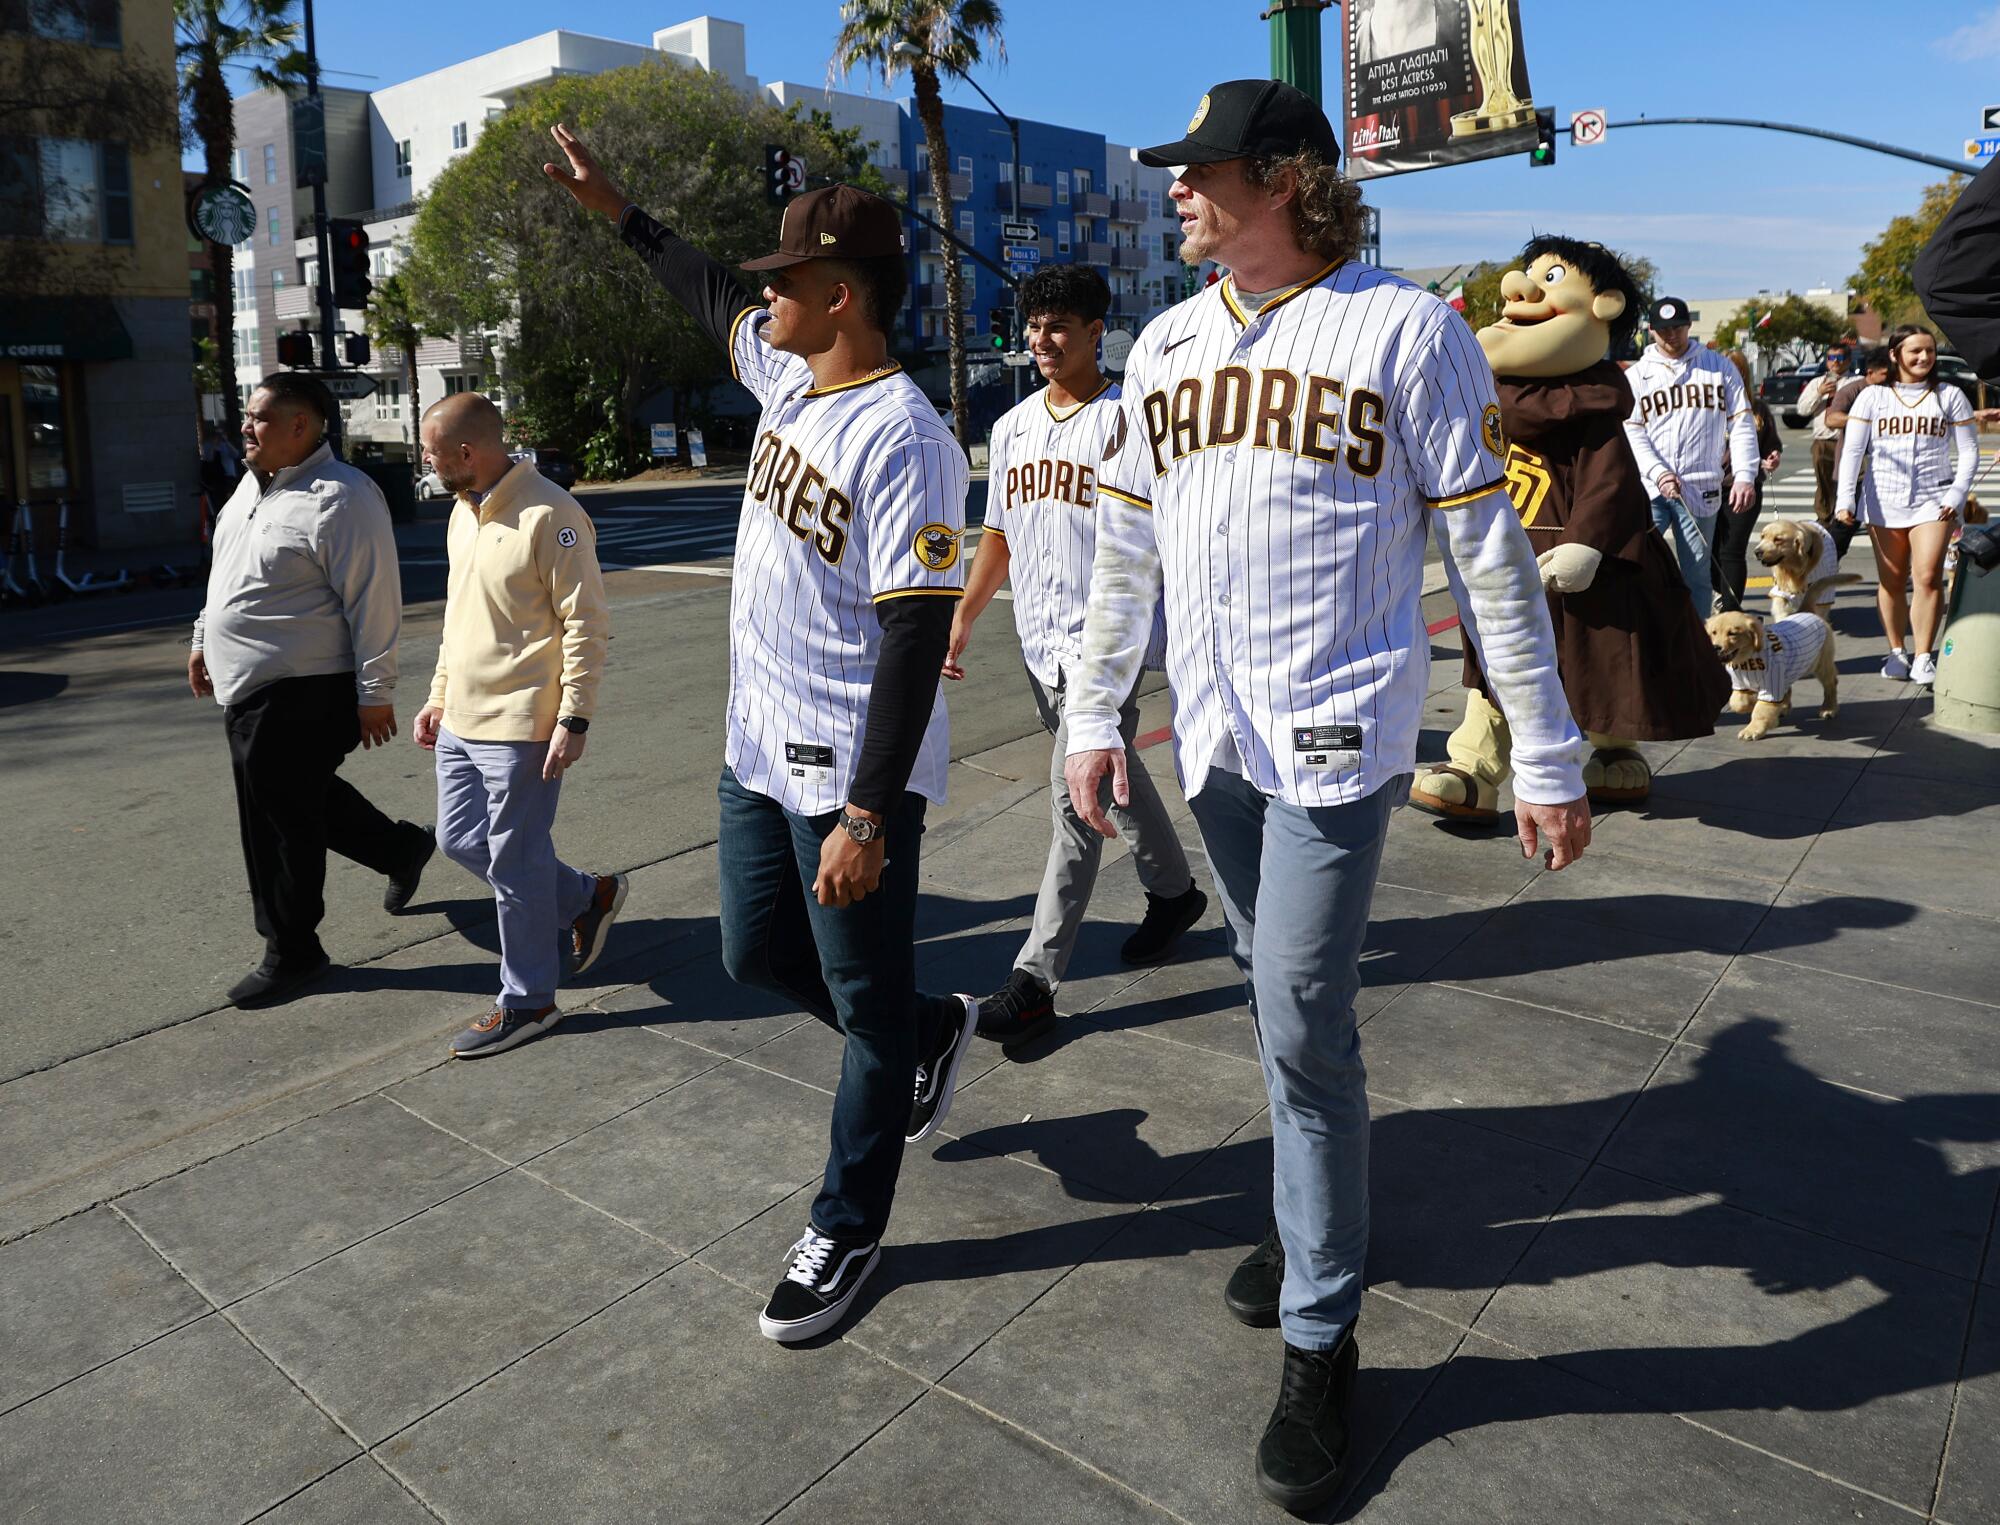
1018, 182, 1053, 210
1112, 246, 1148, 270
1108, 196, 1145, 224
918, 283, 950, 309
1079, 191, 1110, 219
415, 333, 490, 369
912, 170, 972, 201
1083, 241, 1114, 265
271, 284, 314, 320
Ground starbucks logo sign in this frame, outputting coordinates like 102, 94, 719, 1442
188, 181, 258, 247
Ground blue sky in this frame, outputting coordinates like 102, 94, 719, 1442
289, 0, 2000, 297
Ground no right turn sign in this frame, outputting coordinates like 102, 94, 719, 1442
1571, 109, 1609, 147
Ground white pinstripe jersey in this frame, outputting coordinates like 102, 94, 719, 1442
1622, 342, 1758, 508
986, 380, 1163, 689
726, 309, 967, 814
1837, 382, 1978, 517
1095, 261, 1509, 808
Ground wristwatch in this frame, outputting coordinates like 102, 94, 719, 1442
557, 715, 590, 734
837, 810, 882, 845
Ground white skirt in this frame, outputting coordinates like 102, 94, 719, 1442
1862, 497, 1947, 531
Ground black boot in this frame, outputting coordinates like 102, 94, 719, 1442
383, 823, 435, 914
1223, 1219, 1284, 1328
1255, 1326, 1359, 1514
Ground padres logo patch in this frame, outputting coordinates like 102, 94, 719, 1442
913, 523, 962, 572
1187, 93, 1211, 134
557, 525, 578, 547
1480, 404, 1506, 460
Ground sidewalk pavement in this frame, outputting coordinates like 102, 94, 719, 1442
5, 567, 2000, 1524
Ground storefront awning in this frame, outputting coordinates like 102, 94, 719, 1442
0, 298, 133, 363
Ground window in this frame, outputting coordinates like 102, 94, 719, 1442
957, 209, 973, 239
375, 378, 403, 421
444, 374, 484, 396
263, 143, 276, 184
270, 269, 285, 290
4, 0, 120, 47
232, 147, 248, 182
914, 144, 928, 173
998, 159, 1012, 184
394, 139, 412, 178
451, 122, 467, 151
267, 204, 279, 245
21, 365, 70, 489
956, 154, 971, 178
1075, 168, 1092, 195
1057, 220, 1071, 254
0, 137, 130, 243
1056, 170, 1069, 205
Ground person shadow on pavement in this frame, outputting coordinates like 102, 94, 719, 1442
918, 1013, 2000, 1521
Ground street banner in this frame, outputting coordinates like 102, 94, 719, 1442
1342, 0, 1540, 180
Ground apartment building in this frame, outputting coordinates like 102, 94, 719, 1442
1, 0, 198, 548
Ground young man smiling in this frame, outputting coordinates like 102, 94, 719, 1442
1062, 79, 1590, 1512
946, 264, 1206, 1047
546, 125, 978, 1344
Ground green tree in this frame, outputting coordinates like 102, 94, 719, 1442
1852, 177, 1967, 332
364, 271, 427, 440
175, 0, 308, 437
832, 0, 1006, 445
403, 61, 890, 475
1711, 294, 1843, 371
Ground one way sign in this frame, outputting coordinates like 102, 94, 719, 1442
1985, 105, 2000, 132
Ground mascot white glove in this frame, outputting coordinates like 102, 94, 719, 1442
1536, 543, 1602, 594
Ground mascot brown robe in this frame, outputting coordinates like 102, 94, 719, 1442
1413, 237, 1729, 823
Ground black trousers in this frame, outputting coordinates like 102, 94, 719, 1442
224, 672, 415, 963
1710, 484, 1762, 614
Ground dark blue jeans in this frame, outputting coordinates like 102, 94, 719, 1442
716, 767, 957, 1242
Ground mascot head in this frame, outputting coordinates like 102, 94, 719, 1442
1476, 236, 1645, 378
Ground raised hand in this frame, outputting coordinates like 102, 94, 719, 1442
542, 122, 627, 220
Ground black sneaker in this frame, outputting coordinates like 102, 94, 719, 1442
1120, 883, 1208, 965
975, 968, 1056, 1047
1255, 1327, 1360, 1515
226, 951, 332, 1009
383, 824, 435, 914
758, 1229, 881, 1343
1224, 1220, 1284, 1328
907, 995, 979, 1143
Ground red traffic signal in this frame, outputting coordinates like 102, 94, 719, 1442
328, 218, 372, 309
276, 330, 315, 368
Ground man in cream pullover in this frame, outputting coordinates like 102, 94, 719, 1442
414, 393, 625, 1058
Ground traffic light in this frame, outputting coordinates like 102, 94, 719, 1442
764, 145, 795, 204
989, 308, 1010, 350
343, 332, 370, 367
1530, 108, 1557, 168
276, 330, 315, 368
328, 218, 372, 309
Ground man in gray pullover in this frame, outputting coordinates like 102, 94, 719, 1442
188, 373, 433, 1007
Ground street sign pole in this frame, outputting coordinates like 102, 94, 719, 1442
300, 0, 342, 452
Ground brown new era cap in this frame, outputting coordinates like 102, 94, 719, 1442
741, 183, 906, 270
1138, 78, 1340, 169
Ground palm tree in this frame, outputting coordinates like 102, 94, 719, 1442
175, 0, 308, 439
364, 272, 427, 446
831, 0, 1005, 444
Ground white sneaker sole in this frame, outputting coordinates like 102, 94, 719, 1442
907, 995, 980, 1145
572, 875, 629, 976
758, 1246, 881, 1342
452, 1008, 563, 1059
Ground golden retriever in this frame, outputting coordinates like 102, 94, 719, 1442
1755, 518, 1858, 620
1706, 610, 1839, 740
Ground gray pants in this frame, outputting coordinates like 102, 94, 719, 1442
1016, 671, 1193, 989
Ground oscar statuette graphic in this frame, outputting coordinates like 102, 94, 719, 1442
1451, 0, 1536, 137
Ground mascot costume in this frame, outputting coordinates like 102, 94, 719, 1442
1412, 237, 1730, 822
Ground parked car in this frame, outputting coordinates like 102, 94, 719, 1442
510, 446, 577, 491
1765, 362, 1824, 429
416, 466, 448, 500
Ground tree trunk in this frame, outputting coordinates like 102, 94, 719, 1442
913, 69, 968, 444
193, 44, 242, 440
404, 343, 420, 448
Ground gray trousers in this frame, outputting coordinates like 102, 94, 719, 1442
1016, 671, 1194, 989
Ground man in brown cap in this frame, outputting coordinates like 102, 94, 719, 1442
1062, 79, 1589, 1512
546, 125, 978, 1345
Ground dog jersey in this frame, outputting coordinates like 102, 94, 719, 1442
1065, 260, 1583, 808
1623, 342, 1759, 513
986, 381, 1164, 688
1728, 612, 1829, 702
1834, 382, 1978, 526
726, 309, 967, 813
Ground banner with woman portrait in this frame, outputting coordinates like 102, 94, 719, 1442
1342, 0, 1539, 179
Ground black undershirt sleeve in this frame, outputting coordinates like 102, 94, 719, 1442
618, 206, 756, 354
848, 598, 956, 815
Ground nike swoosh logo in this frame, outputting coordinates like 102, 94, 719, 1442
1163, 335, 1197, 354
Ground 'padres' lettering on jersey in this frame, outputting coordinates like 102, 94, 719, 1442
723, 308, 967, 813
1621, 341, 1758, 503
1092, 261, 1510, 807
1834, 380, 1979, 525
987, 381, 1162, 688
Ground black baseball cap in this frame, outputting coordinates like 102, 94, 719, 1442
1137, 79, 1340, 169
741, 183, 906, 271
1650, 296, 1692, 329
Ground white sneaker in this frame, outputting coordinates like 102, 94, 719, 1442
1911, 653, 1937, 687
1882, 650, 1911, 681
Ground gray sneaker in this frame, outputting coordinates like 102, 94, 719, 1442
451, 1004, 561, 1058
